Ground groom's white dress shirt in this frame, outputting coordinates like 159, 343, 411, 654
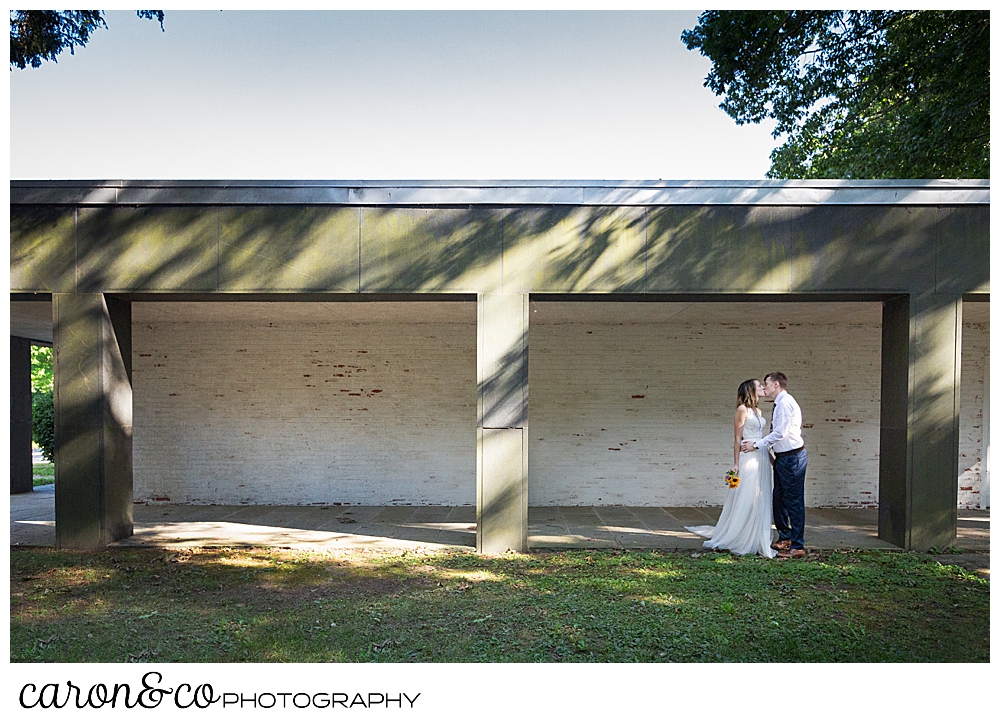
753, 390, 804, 453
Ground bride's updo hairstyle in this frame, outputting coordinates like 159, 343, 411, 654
736, 379, 760, 411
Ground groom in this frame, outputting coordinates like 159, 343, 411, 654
741, 372, 807, 559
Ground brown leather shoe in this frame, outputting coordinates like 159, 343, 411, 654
771, 539, 791, 551
776, 548, 805, 559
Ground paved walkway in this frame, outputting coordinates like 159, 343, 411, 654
11, 485, 990, 554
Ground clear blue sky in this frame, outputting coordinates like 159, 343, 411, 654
10, 10, 778, 180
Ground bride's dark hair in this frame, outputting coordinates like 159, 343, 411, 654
736, 379, 760, 411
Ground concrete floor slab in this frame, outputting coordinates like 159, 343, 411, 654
10, 489, 990, 556
559, 517, 604, 529
10, 485, 56, 546
564, 526, 618, 545
370, 507, 418, 523
407, 507, 454, 523
445, 507, 476, 523
561, 514, 605, 529
528, 506, 564, 523
283, 506, 347, 527
137, 505, 243, 524
314, 520, 366, 535
629, 506, 682, 526
114, 521, 340, 549
353, 523, 418, 538
328, 507, 383, 524
662, 507, 720, 527
593, 508, 644, 526
10, 518, 56, 547
429, 530, 477, 547
530, 525, 570, 539
220, 506, 313, 528
956, 512, 990, 550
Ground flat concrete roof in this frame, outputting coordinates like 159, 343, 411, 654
11, 179, 990, 206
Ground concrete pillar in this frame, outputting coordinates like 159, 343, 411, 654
879, 293, 962, 550
982, 343, 990, 509
11, 336, 34, 494
477, 293, 528, 553
52, 293, 133, 549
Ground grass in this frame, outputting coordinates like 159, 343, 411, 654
32, 461, 54, 487
10, 547, 988, 663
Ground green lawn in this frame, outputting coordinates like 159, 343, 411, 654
32, 461, 54, 487
10, 547, 988, 663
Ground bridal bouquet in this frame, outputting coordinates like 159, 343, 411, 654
725, 470, 740, 489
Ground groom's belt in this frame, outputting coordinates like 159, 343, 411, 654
773, 446, 805, 459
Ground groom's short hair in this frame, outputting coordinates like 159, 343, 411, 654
765, 372, 788, 389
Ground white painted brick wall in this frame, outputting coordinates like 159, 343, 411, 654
959, 323, 989, 508
530, 316, 988, 508
134, 313, 477, 506
133, 303, 987, 509
529, 319, 882, 507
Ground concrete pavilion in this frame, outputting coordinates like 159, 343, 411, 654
9, 180, 990, 553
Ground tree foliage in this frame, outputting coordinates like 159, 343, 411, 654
32, 390, 55, 463
30, 345, 53, 394
682, 11, 989, 179
10, 10, 164, 70
30, 346, 55, 462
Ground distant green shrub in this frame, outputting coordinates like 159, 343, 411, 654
31, 345, 53, 393
32, 390, 54, 462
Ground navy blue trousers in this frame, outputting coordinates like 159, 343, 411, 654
772, 448, 808, 550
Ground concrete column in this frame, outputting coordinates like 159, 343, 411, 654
477, 293, 528, 553
879, 293, 962, 550
52, 293, 133, 549
11, 336, 34, 494
982, 344, 990, 509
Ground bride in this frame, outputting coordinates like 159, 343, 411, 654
686, 379, 775, 558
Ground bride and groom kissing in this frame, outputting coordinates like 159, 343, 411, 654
686, 372, 808, 560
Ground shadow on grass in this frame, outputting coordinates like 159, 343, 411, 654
10, 547, 989, 664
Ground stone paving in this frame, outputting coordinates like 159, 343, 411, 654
11, 485, 990, 557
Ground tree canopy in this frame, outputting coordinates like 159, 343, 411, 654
682, 11, 989, 179
30, 346, 53, 394
10, 10, 163, 70
30, 345, 54, 462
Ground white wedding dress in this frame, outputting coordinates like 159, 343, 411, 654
686, 409, 775, 558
